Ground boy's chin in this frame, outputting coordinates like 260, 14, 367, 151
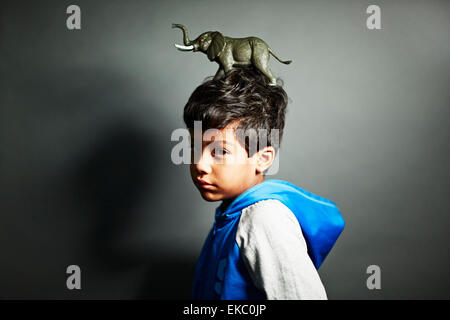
198, 190, 223, 202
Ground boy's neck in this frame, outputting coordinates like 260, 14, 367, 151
220, 175, 265, 211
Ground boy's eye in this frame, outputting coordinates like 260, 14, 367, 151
212, 148, 229, 157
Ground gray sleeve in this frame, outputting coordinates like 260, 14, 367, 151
236, 199, 327, 300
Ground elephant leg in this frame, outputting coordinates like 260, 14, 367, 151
254, 59, 277, 85
223, 62, 234, 74
253, 49, 277, 85
213, 67, 225, 80
221, 55, 235, 75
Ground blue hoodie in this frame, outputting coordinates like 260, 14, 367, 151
191, 179, 345, 300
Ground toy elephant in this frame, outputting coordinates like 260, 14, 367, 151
172, 23, 292, 85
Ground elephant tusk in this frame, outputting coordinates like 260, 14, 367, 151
174, 43, 194, 51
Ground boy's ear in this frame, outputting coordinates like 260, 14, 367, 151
255, 146, 275, 174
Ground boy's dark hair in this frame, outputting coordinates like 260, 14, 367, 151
183, 66, 288, 156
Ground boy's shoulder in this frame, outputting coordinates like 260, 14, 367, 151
240, 199, 298, 227
236, 199, 307, 250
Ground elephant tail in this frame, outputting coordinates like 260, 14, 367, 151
269, 48, 292, 64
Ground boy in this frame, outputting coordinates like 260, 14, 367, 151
183, 66, 345, 300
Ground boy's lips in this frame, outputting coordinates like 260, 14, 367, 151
196, 178, 216, 190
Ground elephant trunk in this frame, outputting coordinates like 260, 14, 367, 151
172, 23, 192, 46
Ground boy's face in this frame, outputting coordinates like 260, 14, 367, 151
189, 122, 266, 205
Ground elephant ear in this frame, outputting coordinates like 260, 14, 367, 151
207, 32, 225, 61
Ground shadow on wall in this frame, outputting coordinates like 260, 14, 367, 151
72, 122, 155, 268
72, 122, 197, 299
1, 61, 197, 298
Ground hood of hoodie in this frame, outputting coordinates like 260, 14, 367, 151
216, 179, 345, 269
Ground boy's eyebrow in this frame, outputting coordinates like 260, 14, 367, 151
209, 139, 233, 144
190, 138, 235, 147
211, 140, 234, 148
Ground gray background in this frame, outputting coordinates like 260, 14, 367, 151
1, 0, 449, 299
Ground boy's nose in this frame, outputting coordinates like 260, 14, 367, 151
194, 151, 213, 174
